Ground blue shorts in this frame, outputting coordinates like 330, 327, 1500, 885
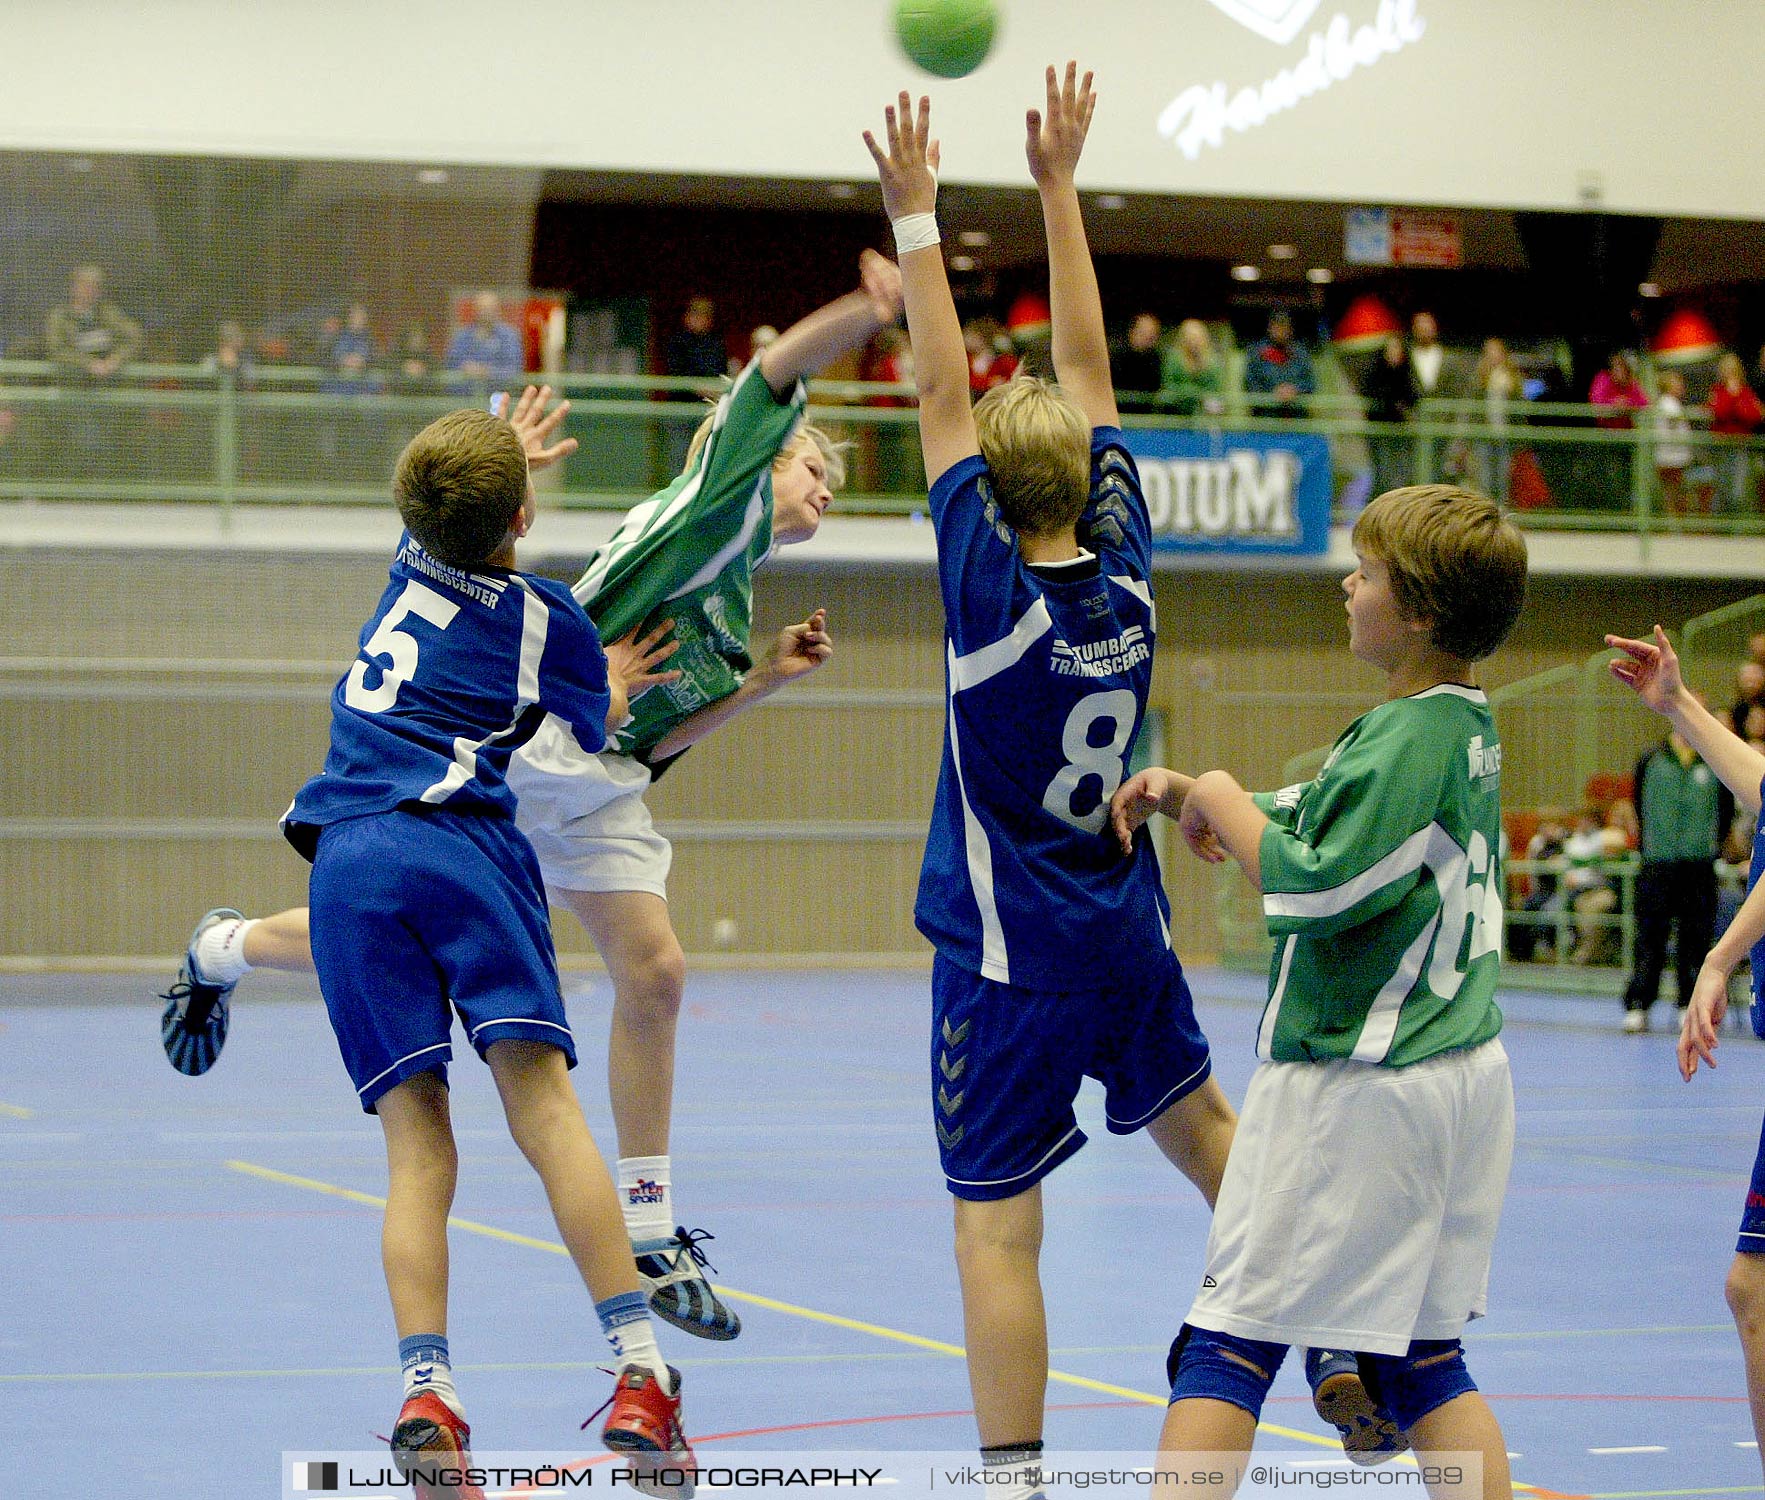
1739, 1111, 1765, 1254
931, 949, 1213, 1201
309, 808, 576, 1113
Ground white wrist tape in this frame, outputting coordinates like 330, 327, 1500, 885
892, 212, 940, 255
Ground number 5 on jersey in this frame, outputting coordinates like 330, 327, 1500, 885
345, 580, 461, 712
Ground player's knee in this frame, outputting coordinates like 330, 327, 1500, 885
1727, 1254, 1765, 1334
1165, 1324, 1283, 1420
615, 931, 686, 1018
1360, 1340, 1477, 1432
952, 1196, 1042, 1269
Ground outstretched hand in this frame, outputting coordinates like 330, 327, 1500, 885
493, 384, 579, 471
1025, 62, 1096, 188
862, 92, 941, 224
603, 619, 681, 705
1606, 624, 1685, 716
858, 249, 905, 327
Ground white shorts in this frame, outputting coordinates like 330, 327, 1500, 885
507, 715, 673, 898
1187, 1037, 1513, 1357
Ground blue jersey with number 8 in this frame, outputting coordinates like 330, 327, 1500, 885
284, 533, 611, 859
915, 430, 1170, 992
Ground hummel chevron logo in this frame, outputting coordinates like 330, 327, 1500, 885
1202, 1275, 1218, 1288
1203, 0, 1321, 44
938, 1084, 966, 1117
941, 1017, 971, 1047
937, 1120, 965, 1149
939, 1051, 967, 1082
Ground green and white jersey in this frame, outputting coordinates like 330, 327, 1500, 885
1252, 683, 1506, 1067
572, 358, 806, 759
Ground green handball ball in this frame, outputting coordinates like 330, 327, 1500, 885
894, 0, 999, 79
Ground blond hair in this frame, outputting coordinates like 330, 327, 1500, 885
682, 412, 849, 494
973, 375, 1090, 538
393, 409, 528, 569
1352, 484, 1528, 662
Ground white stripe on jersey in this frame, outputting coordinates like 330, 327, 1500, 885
1107, 573, 1153, 613
1352, 889, 1448, 1064
418, 578, 552, 805
666, 480, 766, 601
1259, 934, 1298, 1057
570, 361, 761, 606
1261, 820, 1454, 922
946, 642, 1009, 983
949, 598, 1053, 692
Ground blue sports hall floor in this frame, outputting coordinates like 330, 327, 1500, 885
3, 963, 1761, 1499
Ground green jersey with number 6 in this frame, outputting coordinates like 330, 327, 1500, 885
572, 359, 806, 759
1252, 683, 1505, 1067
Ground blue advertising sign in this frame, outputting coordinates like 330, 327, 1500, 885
1119, 427, 1333, 555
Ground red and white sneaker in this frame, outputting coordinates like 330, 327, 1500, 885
389, 1391, 487, 1500
599, 1365, 695, 1498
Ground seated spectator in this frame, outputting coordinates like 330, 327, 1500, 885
322, 303, 378, 396
1510, 811, 1569, 962
46, 264, 140, 382
1732, 661, 1765, 739
1244, 310, 1315, 419
1159, 318, 1225, 418
1114, 311, 1163, 413
963, 317, 1016, 396
200, 320, 254, 383
444, 291, 523, 390
1708, 351, 1763, 511
1590, 351, 1648, 427
1563, 806, 1628, 966
392, 322, 432, 390
1653, 368, 1696, 515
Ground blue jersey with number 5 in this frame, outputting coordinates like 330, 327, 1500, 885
284, 534, 611, 858
915, 430, 1170, 991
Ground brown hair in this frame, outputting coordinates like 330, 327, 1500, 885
393, 409, 528, 569
1352, 484, 1528, 662
973, 375, 1090, 539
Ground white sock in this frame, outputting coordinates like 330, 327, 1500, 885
617, 1155, 674, 1245
400, 1335, 464, 1419
193, 917, 256, 985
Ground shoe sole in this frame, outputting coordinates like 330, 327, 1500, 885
1312, 1371, 1409, 1467
602, 1430, 696, 1499
646, 1294, 741, 1342
390, 1417, 482, 1499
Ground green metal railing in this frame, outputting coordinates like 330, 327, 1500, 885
4, 360, 1765, 533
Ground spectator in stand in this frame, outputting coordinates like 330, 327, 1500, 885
1159, 318, 1224, 418
1653, 368, 1696, 516
1407, 310, 1468, 403
1732, 661, 1765, 739
1561, 806, 1628, 966
1588, 351, 1648, 511
322, 304, 377, 396
1242, 309, 1314, 420
46, 264, 142, 460
1361, 332, 1416, 496
962, 317, 1016, 396
200, 321, 254, 383
1622, 715, 1733, 1032
664, 296, 726, 381
445, 291, 524, 392
392, 323, 432, 391
1114, 311, 1163, 414
748, 324, 780, 362
1709, 352, 1764, 512
1470, 336, 1524, 501
46, 264, 140, 382
864, 325, 915, 491
319, 303, 382, 468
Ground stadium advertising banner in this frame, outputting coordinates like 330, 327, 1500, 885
1119, 429, 1332, 556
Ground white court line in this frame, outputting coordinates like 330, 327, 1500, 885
1588, 1444, 1668, 1454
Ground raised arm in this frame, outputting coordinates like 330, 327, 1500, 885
1608, 626, 1765, 814
1027, 63, 1117, 430
759, 250, 904, 397
864, 92, 978, 486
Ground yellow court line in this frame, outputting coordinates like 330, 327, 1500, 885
226, 1158, 1554, 1492
0, 1101, 35, 1118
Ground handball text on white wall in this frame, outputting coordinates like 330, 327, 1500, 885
1, 0, 1762, 217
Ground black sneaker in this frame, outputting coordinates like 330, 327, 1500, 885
633, 1227, 741, 1340
1304, 1347, 1409, 1466
158, 908, 242, 1076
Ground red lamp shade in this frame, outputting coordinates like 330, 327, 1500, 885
1331, 294, 1402, 354
1652, 307, 1721, 366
